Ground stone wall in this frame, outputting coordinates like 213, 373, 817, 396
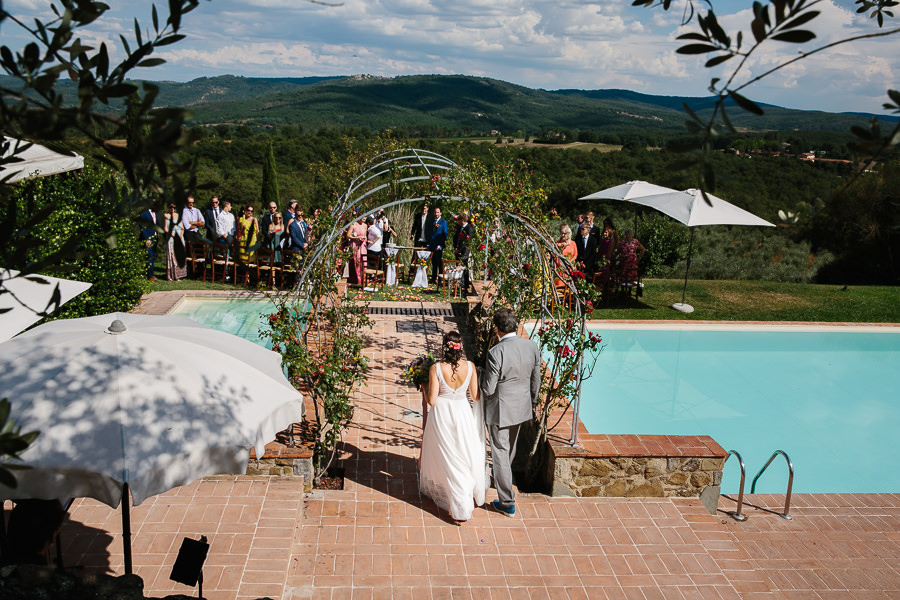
553, 455, 725, 499
246, 456, 313, 490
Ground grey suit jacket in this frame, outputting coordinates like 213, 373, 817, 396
479, 334, 542, 427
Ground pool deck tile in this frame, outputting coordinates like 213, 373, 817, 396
35, 294, 900, 599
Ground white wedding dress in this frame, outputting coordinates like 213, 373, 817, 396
419, 361, 486, 521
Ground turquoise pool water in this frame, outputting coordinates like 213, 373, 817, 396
567, 324, 900, 494
169, 297, 276, 348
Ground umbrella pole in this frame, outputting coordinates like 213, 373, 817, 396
680, 228, 695, 306
122, 482, 133, 575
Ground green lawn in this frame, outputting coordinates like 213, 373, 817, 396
149, 276, 900, 323
594, 279, 900, 323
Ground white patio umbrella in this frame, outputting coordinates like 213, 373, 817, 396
1, 137, 84, 183
0, 268, 92, 342
580, 183, 774, 312
0, 312, 304, 574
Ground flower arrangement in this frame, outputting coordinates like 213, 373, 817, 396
400, 352, 434, 387
416, 256, 430, 269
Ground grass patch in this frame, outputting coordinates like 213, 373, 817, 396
594, 279, 900, 323
148, 274, 899, 323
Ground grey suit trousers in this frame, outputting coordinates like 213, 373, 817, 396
489, 421, 521, 507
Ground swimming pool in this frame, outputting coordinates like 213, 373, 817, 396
169, 297, 276, 348
567, 323, 900, 494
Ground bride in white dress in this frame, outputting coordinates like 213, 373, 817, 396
419, 331, 486, 522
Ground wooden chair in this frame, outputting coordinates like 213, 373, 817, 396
210, 241, 235, 284
255, 247, 278, 289
437, 259, 461, 295
280, 249, 301, 288
184, 241, 208, 282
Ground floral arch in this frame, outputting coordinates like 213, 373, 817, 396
267, 144, 602, 485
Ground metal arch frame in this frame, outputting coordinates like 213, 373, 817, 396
289, 146, 588, 446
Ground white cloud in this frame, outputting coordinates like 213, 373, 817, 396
0, 0, 895, 113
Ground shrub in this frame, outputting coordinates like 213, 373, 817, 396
1, 164, 149, 319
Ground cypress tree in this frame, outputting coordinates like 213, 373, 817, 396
261, 142, 280, 208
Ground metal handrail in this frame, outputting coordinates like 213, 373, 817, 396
726, 450, 748, 521
750, 449, 794, 520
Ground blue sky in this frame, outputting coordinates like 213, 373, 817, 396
4, 0, 897, 113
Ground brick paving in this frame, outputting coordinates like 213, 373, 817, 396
33, 295, 900, 599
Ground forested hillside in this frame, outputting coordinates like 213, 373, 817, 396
146, 126, 896, 285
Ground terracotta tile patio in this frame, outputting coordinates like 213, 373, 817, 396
28, 295, 900, 599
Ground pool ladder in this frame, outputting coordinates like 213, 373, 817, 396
725, 449, 794, 522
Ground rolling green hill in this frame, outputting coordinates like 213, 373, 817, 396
3, 73, 892, 138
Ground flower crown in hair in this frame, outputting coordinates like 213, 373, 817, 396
445, 341, 461, 350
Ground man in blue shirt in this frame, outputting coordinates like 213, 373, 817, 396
429, 207, 448, 284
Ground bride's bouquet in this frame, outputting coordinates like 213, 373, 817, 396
400, 352, 434, 388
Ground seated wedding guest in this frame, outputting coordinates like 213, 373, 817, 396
260, 201, 278, 242
163, 202, 187, 281
181, 195, 205, 242
215, 200, 236, 244
203, 196, 221, 241
576, 222, 599, 276
366, 215, 383, 270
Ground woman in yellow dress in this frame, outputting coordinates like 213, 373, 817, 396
237, 205, 259, 264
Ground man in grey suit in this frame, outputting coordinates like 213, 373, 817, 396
479, 307, 542, 517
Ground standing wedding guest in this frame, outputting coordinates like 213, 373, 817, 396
429, 207, 448, 284
237, 205, 259, 264
573, 213, 586, 237
260, 201, 278, 242
576, 223, 599, 276
419, 331, 485, 524
478, 308, 542, 518
555, 224, 578, 285
283, 199, 299, 229
366, 215, 383, 270
617, 228, 646, 283
585, 212, 602, 240
346, 216, 367, 285
287, 206, 307, 253
454, 211, 475, 294
265, 212, 285, 262
375, 208, 395, 246
601, 218, 620, 261
139, 201, 159, 281
410, 203, 431, 248
181, 195, 205, 242
203, 196, 221, 241
163, 202, 187, 281
215, 200, 235, 244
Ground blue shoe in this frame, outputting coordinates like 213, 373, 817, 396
491, 500, 516, 517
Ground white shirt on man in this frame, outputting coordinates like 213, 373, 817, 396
367, 224, 383, 253
216, 210, 235, 238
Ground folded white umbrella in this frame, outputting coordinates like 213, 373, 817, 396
0, 268, 92, 342
0, 312, 304, 573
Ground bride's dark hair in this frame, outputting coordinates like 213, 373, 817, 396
441, 331, 464, 374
